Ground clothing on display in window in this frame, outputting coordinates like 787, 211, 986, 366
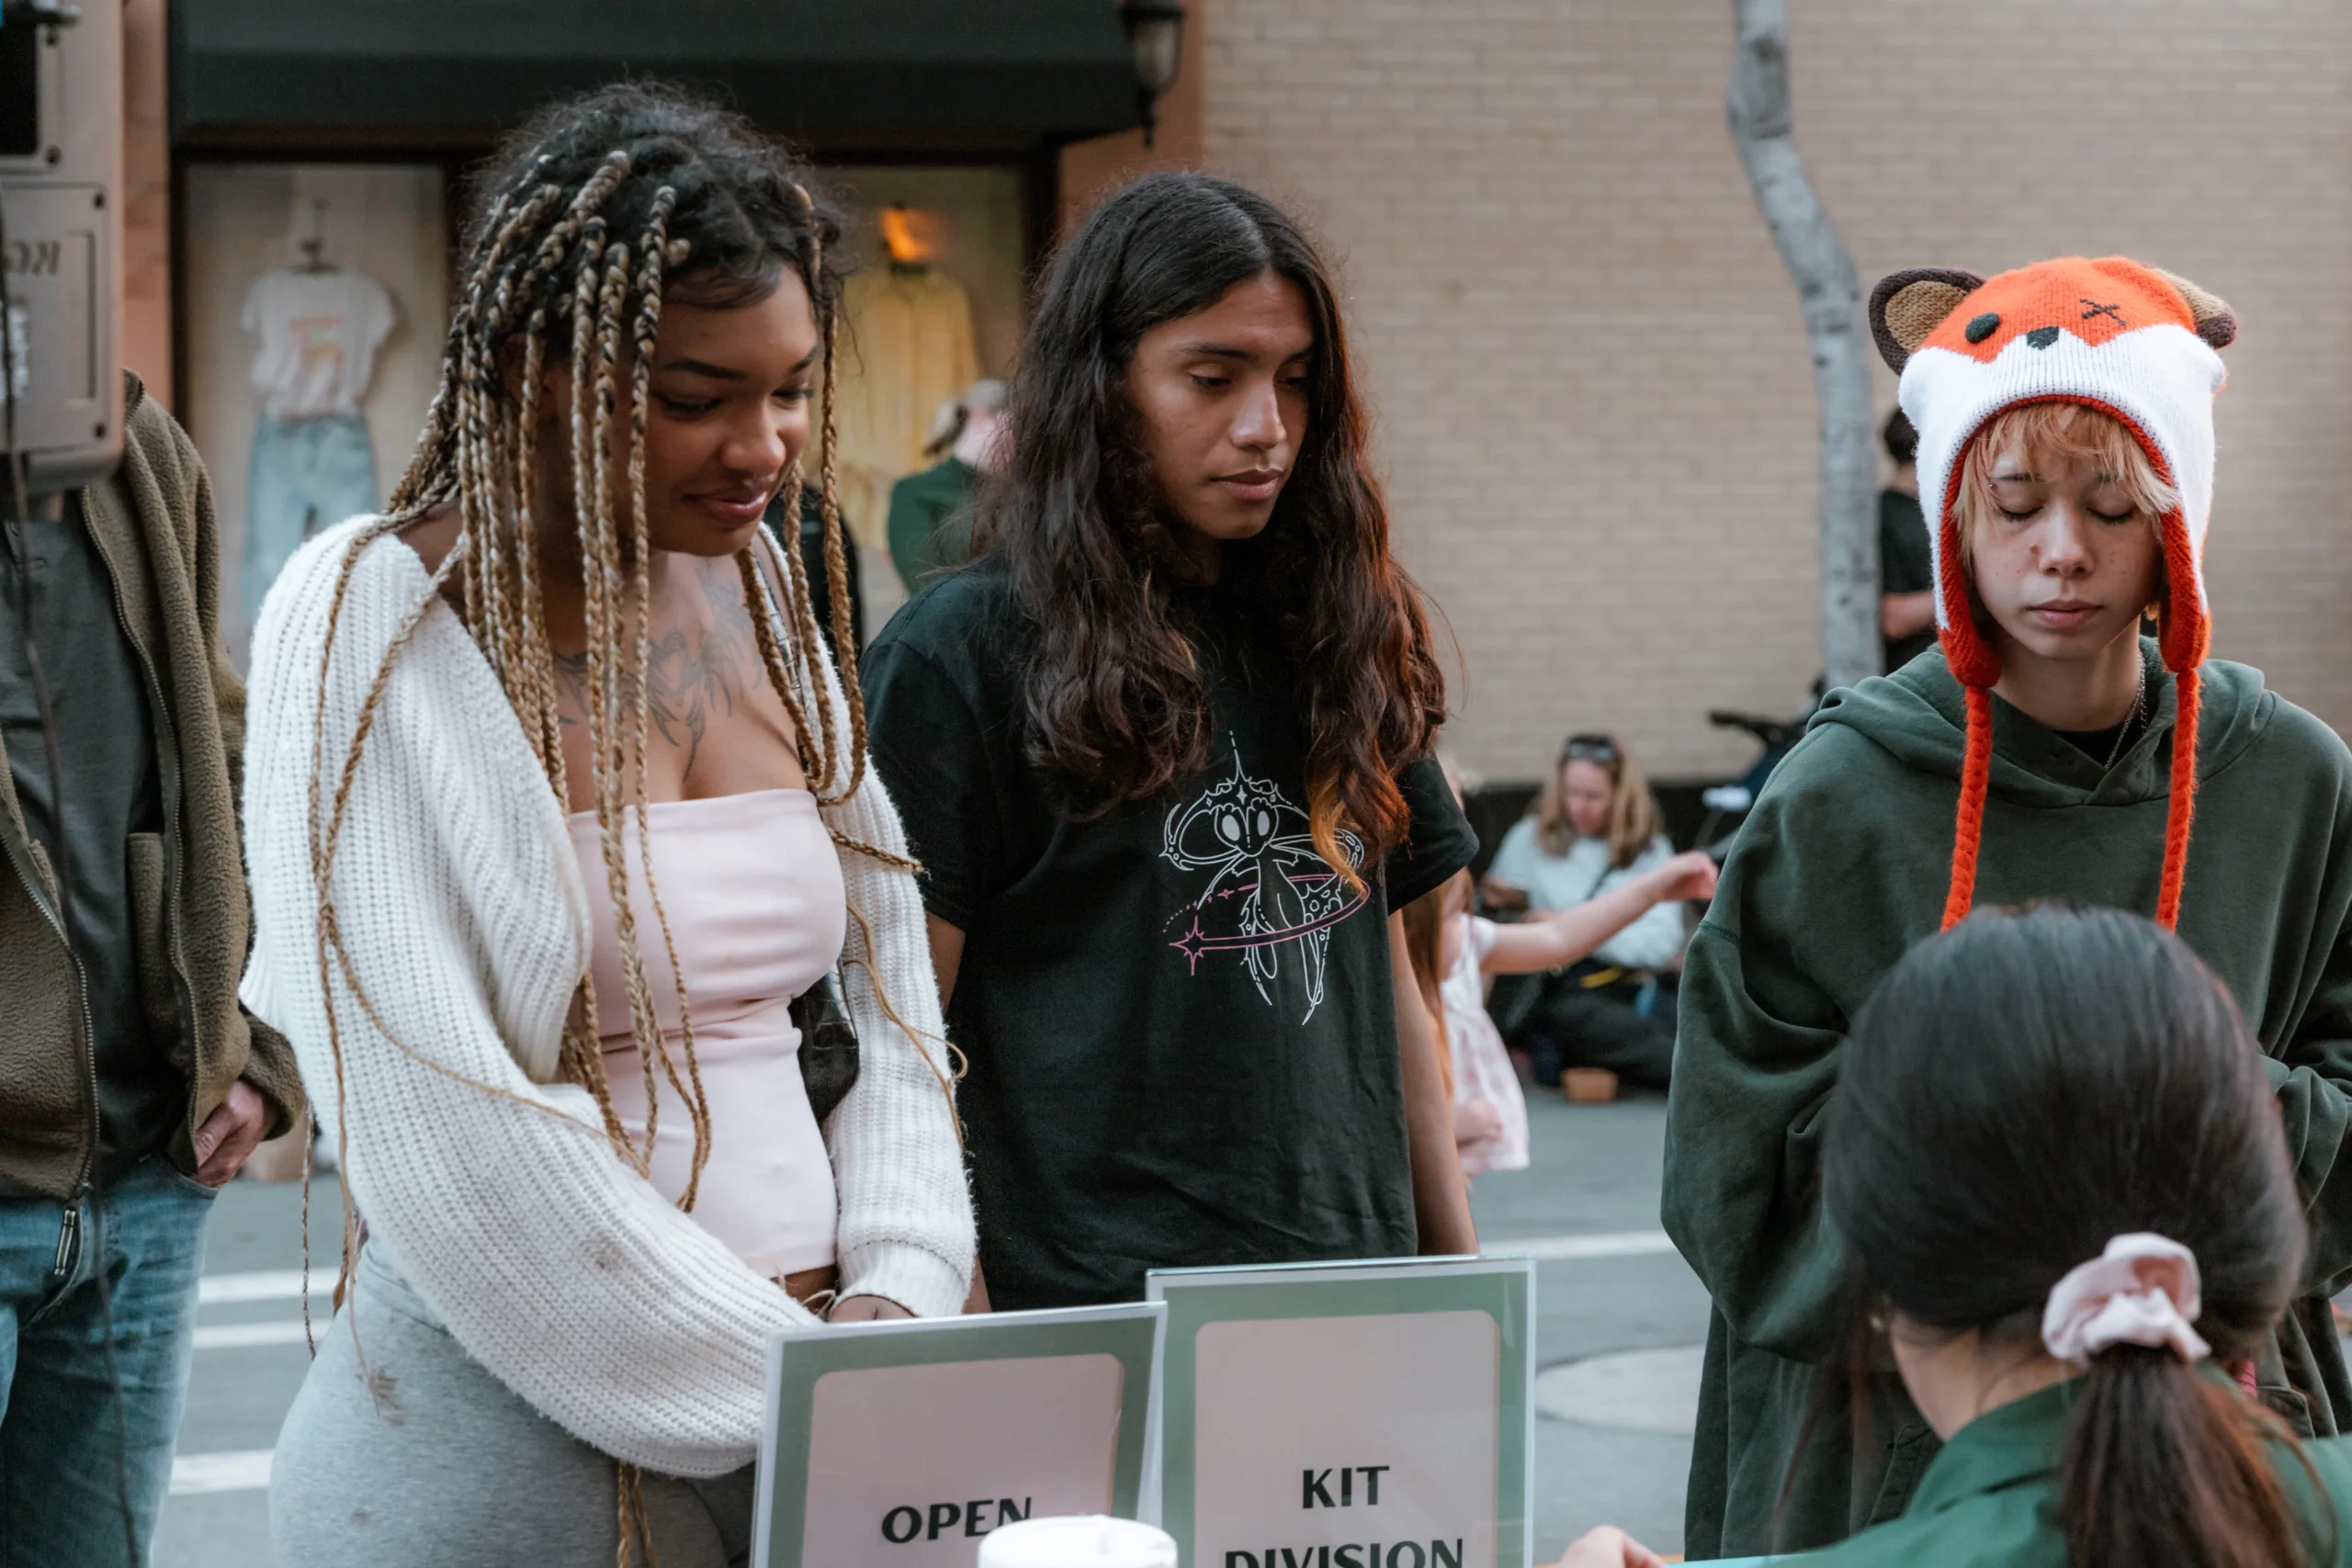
245, 414, 377, 621
831, 266, 978, 552
241, 267, 395, 422
240, 266, 395, 620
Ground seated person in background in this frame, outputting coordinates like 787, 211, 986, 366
886, 378, 1006, 592
1561, 906, 2352, 1568
1480, 732, 1702, 1091
1411, 847, 1715, 1172
1879, 407, 1937, 671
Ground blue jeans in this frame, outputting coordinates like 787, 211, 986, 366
0, 1157, 217, 1566
245, 412, 377, 626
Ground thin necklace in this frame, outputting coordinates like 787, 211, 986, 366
2101, 652, 2152, 771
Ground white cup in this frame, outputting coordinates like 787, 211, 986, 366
977, 1516, 1178, 1568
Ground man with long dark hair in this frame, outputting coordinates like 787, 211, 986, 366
864, 173, 1478, 1309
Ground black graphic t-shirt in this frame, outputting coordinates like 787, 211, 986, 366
863, 561, 1477, 1307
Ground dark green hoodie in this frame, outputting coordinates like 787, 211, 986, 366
1663, 643, 2352, 1559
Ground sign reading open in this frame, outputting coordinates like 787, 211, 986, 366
752, 1304, 1163, 1568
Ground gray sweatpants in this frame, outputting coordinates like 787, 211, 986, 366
269, 1244, 755, 1567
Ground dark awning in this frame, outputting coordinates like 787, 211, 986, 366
172, 0, 1145, 153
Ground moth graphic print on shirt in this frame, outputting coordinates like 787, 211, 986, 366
1161, 751, 1368, 1021
865, 561, 1480, 1306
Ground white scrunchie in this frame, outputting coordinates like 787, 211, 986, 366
2041, 1233, 2211, 1366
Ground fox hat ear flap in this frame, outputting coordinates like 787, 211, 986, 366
2148, 266, 2238, 350
1869, 267, 1987, 373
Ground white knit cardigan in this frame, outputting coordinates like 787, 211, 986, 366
239, 517, 974, 1478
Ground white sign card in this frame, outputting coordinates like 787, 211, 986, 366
752, 1303, 1164, 1568
1147, 1256, 1536, 1568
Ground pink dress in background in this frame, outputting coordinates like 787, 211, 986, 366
569, 788, 847, 1280
1443, 914, 1531, 1176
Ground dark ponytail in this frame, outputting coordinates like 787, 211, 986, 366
2064, 1347, 2302, 1568
1824, 907, 2319, 1568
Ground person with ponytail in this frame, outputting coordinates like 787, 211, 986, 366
1663, 258, 2352, 1557
1568, 908, 2352, 1568
861, 173, 1478, 1309
239, 85, 972, 1563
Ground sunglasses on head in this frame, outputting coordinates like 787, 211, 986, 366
1562, 735, 1618, 763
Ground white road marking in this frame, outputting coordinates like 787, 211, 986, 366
1487, 1230, 1679, 1262
1534, 1345, 1704, 1434
197, 1270, 311, 1305
163, 1238, 1676, 1509
192, 1320, 311, 1351
170, 1450, 274, 1496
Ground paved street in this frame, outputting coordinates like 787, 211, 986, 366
159, 1094, 1706, 1564
1484, 1098, 1706, 1558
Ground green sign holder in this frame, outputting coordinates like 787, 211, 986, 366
752, 1303, 1165, 1568
1147, 1255, 1536, 1568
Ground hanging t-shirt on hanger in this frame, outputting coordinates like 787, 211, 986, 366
239, 267, 395, 627
832, 266, 978, 552
242, 267, 395, 422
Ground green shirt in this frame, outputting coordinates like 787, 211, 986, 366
1664, 644, 2352, 1558
1793, 1376, 2352, 1567
885, 457, 978, 593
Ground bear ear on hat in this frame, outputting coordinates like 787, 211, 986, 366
2149, 266, 2237, 349
1869, 268, 1986, 373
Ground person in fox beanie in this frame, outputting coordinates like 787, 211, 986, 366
1662, 256, 2352, 1559
1885, 255, 2233, 931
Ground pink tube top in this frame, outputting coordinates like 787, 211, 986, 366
568, 788, 848, 1280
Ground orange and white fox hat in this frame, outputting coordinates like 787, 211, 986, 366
1867, 256, 2236, 932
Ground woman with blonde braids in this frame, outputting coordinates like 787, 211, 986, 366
242, 85, 973, 1565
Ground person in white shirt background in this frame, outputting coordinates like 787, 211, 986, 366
1480, 732, 1713, 1091
1412, 845, 1717, 1173
1405, 751, 1715, 1172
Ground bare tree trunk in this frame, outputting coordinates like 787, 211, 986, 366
1727, 0, 1880, 689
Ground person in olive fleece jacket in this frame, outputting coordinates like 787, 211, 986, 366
1664, 257, 2352, 1558
0, 372, 303, 1558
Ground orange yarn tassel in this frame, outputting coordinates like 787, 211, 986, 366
2155, 665, 2199, 931
1941, 685, 1995, 931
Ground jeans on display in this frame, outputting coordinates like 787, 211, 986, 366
246, 412, 376, 626
0, 1156, 218, 1566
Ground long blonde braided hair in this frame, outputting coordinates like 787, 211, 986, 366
300, 85, 944, 1564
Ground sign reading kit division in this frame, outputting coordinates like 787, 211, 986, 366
752, 1303, 1163, 1568
1147, 1257, 1536, 1568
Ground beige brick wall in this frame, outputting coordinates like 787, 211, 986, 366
1202, 0, 2352, 782
122, 0, 173, 407
1060, 0, 1207, 231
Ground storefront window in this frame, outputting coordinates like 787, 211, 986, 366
178, 159, 1027, 653
180, 162, 448, 661
822, 164, 1026, 624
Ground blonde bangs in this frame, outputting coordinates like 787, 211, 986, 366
1954, 401, 2182, 555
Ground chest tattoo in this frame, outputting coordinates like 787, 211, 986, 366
552, 573, 760, 774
